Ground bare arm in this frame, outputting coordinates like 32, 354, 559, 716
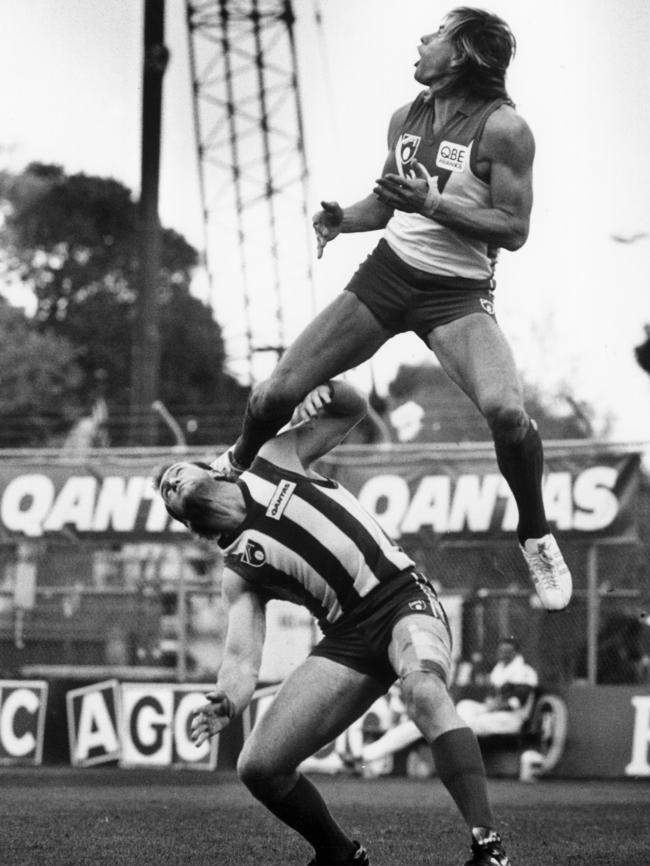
432, 109, 534, 249
339, 191, 394, 233
373, 105, 535, 251
311, 103, 411, 257
312, 189, 392, 258
261, 379, 368, 471
190, 570, 266, 746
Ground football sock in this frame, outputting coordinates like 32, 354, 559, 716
493, 419, 549, 543
431, 727, 495, 830
232, 402, 294, 469
262, 774, 355, 862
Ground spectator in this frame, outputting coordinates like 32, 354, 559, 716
456, 637, 538, 735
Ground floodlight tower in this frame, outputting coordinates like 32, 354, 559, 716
185, 0, 315, 384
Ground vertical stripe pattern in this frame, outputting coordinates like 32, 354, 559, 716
222, 457, 414, 626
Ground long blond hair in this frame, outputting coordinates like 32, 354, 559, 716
440, 7, 516, 100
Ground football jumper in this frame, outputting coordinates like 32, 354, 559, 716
384, 94, 510, 280
219, 456, 415, 632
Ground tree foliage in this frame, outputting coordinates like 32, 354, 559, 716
387, 362, 595, 443
0, 163, 248, 446
0, 300, 83, 446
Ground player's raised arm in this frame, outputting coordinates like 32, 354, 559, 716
311, 106, 407, 259
291, 379, 368, 467
426, 107, 534, 250
312, 193, 393, 258
190, 570, 266, 746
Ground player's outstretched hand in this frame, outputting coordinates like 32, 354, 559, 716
190, 690, 236, 747
312, 200, 343, 259
290, 383, 334, 426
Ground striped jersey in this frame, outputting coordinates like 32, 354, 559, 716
384, 93, 509, 280
219, 456, 415, 631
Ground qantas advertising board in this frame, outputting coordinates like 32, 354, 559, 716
321, 446, 641, 542
0, 446, 641, 542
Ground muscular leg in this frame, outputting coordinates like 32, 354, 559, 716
388, 614, 496, 830
428, 313, 548, 542
237, 655, 385, 862
232, 293, 392, 467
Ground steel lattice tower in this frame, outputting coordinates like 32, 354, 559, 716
186, 0, 315, 384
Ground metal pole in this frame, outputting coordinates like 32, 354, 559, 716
586, 543, 600, 685
176, 554, 188, 683
151, 400, 187, 448
130, 0, 169, 444
251, 0, 286, 357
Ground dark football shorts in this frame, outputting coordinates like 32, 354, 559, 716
344, 238, 497, 343
309, 570, 453, 691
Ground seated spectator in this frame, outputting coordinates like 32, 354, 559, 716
456, 636, 538, 736
346, 683, 418, 777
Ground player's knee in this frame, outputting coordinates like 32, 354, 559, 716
248, 376, 302, 419
402, 671, 461, 741
237, 748, 274, 794
237, 749, 296, 803
486, 405, 529, 445
401, 671, 446, 728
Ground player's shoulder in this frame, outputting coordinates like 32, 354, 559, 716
387, 97, 421, 140
390, 99, 415, 124
222, 566, 255, 597
222, 563, 269, 605
389, 91, 430, 123
483, 102, 535, 159
485, 102, 534, 142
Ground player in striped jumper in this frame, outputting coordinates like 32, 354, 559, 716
157, 380, 512, 866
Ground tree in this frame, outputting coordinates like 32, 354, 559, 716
386, 361, 596, 443
0, 300, 83, 446
0, 163, 248, 445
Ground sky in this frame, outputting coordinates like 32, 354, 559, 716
0, 0, 649, 441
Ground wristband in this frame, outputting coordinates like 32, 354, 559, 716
422, 182, 441, 217
210, 693, 236, 719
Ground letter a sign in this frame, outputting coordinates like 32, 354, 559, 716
66, 680, 121, 767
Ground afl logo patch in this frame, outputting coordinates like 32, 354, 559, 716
480, 297, 495, 316
409, 599, 427, 612
241, 539, 266, 567
396, 133, 421, 174
436, 140, 467, 172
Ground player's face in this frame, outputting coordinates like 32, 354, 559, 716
159, 462, 211, 517
414, 20, 457, 86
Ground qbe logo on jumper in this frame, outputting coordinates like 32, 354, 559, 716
66, 680, 218, 770
0, 680, 48, 765
435, 140, 468, 172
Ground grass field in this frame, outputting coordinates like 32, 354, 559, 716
1, 768, 649, 865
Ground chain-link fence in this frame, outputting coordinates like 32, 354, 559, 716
0, 541, 226, 682
1, 534, 648, 691
406, 536, 650, 689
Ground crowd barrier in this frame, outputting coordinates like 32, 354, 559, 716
1, 677, 648, 779
553, 683, 650, 778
